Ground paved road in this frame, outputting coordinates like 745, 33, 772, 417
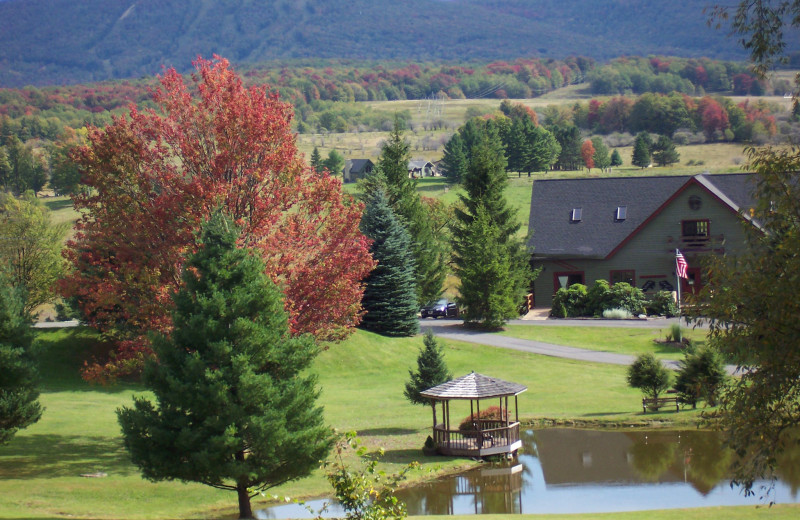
418, 318, 735, 374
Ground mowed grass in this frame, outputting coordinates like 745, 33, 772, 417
498, 325, 706, 361
1, 325, 708, 519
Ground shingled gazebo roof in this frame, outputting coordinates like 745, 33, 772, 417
421, 372, 527, 400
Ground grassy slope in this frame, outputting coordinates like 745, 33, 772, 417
0, 325, 721, 519
499, 325, 706, 361
4, 324, 790, 519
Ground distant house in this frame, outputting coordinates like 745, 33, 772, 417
343, 159, 374, 183
527, 173, 759, 309
408, 159, 437, 178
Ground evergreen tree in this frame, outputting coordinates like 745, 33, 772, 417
627, 353, 671, 399
610, 148, 623, 167
310, 146, 322, 171
373, 116, 446, 305
454, 204, 521, 329
117, 212, 333, 519
322, 149, 344, 175
359, 189, 419, 337
632, 131, 653, 168
404, 329, 452, 406
527, 125, 561, 174
451, 133, 530, 329
652, 135, 680, 166
440, 133, 468, 183
0, 269, 42, 445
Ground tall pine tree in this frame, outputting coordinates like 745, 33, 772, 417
371, 116, 446, 305
451, 132, 530, 329
117, 212, 333, 519
310, 146, 322, 171
0, 269, 42, 445
359, 189, 419, 337
632, 132, 653, 168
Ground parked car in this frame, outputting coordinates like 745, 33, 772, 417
420, 298, 458, 319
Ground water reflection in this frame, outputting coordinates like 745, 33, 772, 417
258, 428, 800, 518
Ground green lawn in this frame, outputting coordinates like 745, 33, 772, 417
498, 325, 706, 361
0, 325, 713, 519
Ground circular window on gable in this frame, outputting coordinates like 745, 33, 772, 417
688, 195, 702, 211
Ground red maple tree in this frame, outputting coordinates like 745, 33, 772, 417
61, 56, 375, 381
581, 139, 595, 171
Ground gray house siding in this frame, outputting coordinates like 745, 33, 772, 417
532, 177, 754, 309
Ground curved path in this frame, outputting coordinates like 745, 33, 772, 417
419, 318, 735, 374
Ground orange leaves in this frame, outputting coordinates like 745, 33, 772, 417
61, 56, 373, 381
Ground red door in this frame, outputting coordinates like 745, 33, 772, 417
681, 268, 703, 297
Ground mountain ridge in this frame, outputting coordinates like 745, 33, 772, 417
0, 0, 749, 87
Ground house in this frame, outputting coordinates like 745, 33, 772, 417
408, 159, 437, 178
342, 159, 374, 183
527, 173, 759, 309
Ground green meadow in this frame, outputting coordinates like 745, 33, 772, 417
2, 325, 793, 519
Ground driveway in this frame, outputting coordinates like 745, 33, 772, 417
418, 318, 736, 375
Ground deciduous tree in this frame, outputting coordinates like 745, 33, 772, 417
0, 193, 67, 315
581, 139, 595, 171
117, 212, 333, 520
322, 149, 345, 175
60, 57, 373, 379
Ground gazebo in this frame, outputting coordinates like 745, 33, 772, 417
421, 372, 527, 458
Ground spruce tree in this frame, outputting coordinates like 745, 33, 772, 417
310, 146, 322, 171
0, 269, 42, 445
117, 212, 333, 519
359, 189, 419, 336
610, 148, 623, 167
652, 135, 680, 166
404, 329, 452, 406
451, 133, 530, 329
591, 137, 611, 171
372, 116, 446, 305
440, 133, 468, 183
632, 132, 653, 168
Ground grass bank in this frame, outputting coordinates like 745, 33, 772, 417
498, 325, 706, 361
0, 325, 714, 519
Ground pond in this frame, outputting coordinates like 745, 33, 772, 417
257, 428, 800, 518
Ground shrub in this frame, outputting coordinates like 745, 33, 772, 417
458, 405, 508, 431
550, 283, 588, 317
646, 291, 679, 317
675, 347, 728, 407
603, 307, 633, 319
627, 353, 672, 400
608, 282, 646, 315
667, 323, 683, 343
586, 279, 613, 317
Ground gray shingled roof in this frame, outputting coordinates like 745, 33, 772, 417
348, 159, 374, 173
420, 372, 527, 400
527, 173, 756, 259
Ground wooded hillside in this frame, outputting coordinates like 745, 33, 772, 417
0, 0, 766, 87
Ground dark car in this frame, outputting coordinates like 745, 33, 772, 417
420, 298, 458, 319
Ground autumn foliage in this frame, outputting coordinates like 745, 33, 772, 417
581, 139, 595, 170
61, 56, 374, 381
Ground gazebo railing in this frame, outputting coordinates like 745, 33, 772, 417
433, 421, 520, 452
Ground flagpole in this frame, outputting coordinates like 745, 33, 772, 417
675, 249, 682, 317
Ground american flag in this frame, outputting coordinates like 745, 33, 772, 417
676, 249, 688, 279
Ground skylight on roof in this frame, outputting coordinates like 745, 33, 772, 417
571, 208, 582, 222
616, 206, 627, 221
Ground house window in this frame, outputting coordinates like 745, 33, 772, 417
682, 219, 709, 238
554, 271, 585, 291
571, 208, 582, 222
615, 206, 627, 221
610, 270, 635, 286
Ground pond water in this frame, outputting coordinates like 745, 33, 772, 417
258, 428, 800, 519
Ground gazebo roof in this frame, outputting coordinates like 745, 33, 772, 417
420, 372, 527, 400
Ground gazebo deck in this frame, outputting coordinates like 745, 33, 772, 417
432, 420, 522, 457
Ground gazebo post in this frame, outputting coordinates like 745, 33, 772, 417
431, 400, 437, 429
515, 395, 519, 423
